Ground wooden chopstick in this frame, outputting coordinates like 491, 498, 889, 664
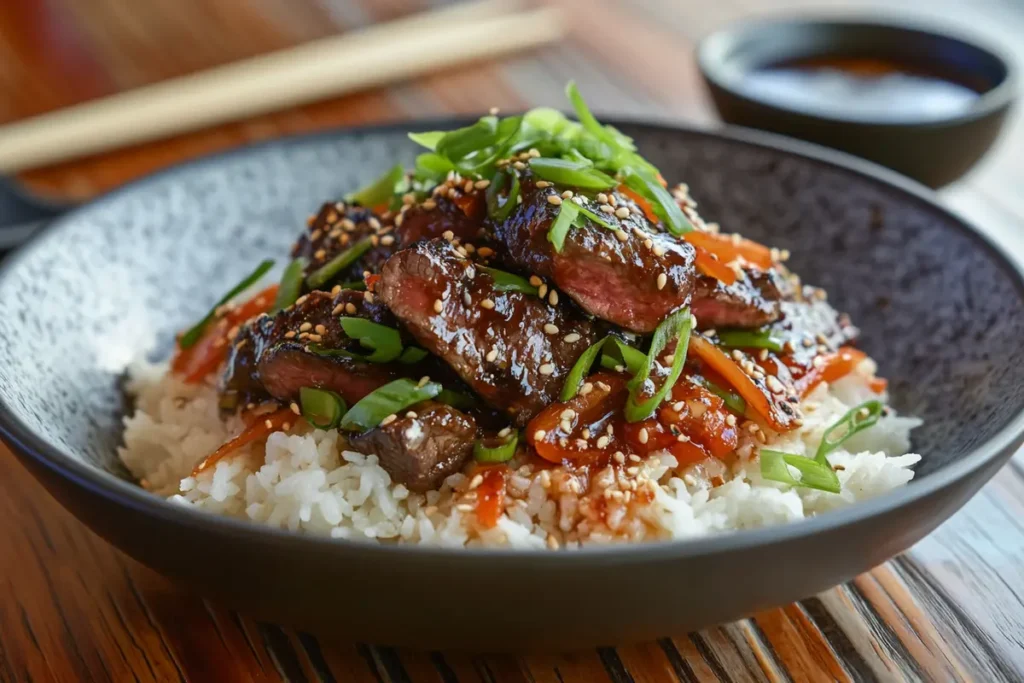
0, 1, 562, 174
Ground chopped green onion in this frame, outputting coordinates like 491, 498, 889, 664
815, 400, 884, 461
621, 167, 692, 235
299, 387, 347, 430
692, 375, 746, 415
346, 164, 404, 208
456, 116, 523, 176
474, 430, 519, 463
414, 153, 454, 182
436, 116, 499, 161
529, 157, 617, 190
339, 378, 442, 432
547, 201, 579, 252
715, 328, 784, 353
600, 338, 647, 375
408, 131, 445, 151
561, 337, 610, 401
437, 388, 477, 410
271, 258, 306, 314
486, 168, 520, 222
398, 347, 429, 364
479, 266, 538, 295
305, 237, 373, 290
340, 280, 366, 291
625, 308, 693, 422
339, 317, 403, 363
565, 81, 637, 154
574, 203, 616, 230
760, 450, 841, 493
179, 259, 274, 349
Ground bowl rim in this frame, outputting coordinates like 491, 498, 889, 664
3, 116, 1024, 564
696, 14, 1019, 129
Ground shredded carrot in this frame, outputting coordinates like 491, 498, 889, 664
869, 377, 888, 393
191, 408, 293, 476
797, 347, 873, 398
688, 335, 795, 432
474, 465, 507, 529
618, 185, 659, 223
693, 248, 738, 285
683, 231, 773, 270
365, 274, 382, 292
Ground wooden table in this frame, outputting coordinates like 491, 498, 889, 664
3, 0, 1024, 680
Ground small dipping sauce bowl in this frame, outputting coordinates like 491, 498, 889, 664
697, 18, 1017, 187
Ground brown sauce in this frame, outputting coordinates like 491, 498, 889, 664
742, 56, 982, 121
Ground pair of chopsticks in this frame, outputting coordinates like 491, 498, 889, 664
0, 0, 562, 174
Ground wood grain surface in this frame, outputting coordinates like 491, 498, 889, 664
2, 0, 1024, 681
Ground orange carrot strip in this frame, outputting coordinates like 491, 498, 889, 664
191, 408, 294, 476
474, 465, 507, 529
798, 347, 870, 398
693, 248, 738, 285
683, 230, 773, 270
618, 185, 659, 223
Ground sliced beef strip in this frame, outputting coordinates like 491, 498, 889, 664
492, 172, 696, 333
692, 268, 784, 330
291, 202, 394, 287
348, 400, 477, 492
395, 185, 487, 248
377, 239, 600, 426
221, 288, 405, 408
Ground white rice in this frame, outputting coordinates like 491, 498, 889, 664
118, 357, 921, 548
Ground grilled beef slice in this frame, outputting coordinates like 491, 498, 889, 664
692, 268, 784, 330
377, 239, 599, 425
291, 202, 394, 286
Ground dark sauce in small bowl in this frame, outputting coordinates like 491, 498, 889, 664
742, 57, 983, 123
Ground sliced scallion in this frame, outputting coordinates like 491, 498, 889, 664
305, 237, 373, 290
408, 131, 445, 151
529, 157, 617, 190
299, 387, 347, 429
574, 203, 616, 230
479, 266, 538, 295
547, 201, 579, 253
815, 400, 884, 461
436, 116, 499, 161
398, 347, 429, 364
760, 450, 841, 493
473, 430, 519, 463
600, 338, 647, 375
179, 259, 274, 349
692, 375, 746, 415
715, 328, 784, 353
621, 167, 692, 235
625, 308, 693, 422
339, 317, 403, 363
561, 337, 610, 401
271, 258, 306, 314
486, 168, 520, 222
339, 378, 442, 432
437, 388, 477, 410
340, 280, 366, 291
346, 164, 404, 208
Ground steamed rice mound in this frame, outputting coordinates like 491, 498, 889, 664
118, 357, 921, 549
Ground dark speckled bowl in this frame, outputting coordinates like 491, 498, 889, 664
1, 121, 1023, 650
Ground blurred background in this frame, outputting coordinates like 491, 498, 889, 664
0, 0, 1022, 239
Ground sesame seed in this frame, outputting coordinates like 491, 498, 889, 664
643, 239, 653, 249
513, 161, 526, 170
345, 303, 357, 314
290, 402, 301, 415
596, 381, 610, 391
535, 180, 551, 188
615, 229, 629, 242
418, 375, 431, 388
547, 195, 563, 206
295, 295, 309, 306
299, 322, 313, 332
599, 204, 615, 214
653, 245, 666, 257
307, 333, 322, 343
422, 199, 437, 210
656, 273, 667, 290
405, 411, 418, 419
561, 420, 573, 434
534, 429, 547, 441
544, 323, 559, 335
629, 454, 641, 463
564, 332, 581, 343
539, 363, 555, 375
284, 331, 296, 339
664, 354, 674, 364
381, 235, 395, 246
477, 246, 494, 258
529, 275, 543, 287
469, 474, 484, 489
725, 414, 737, 426
486, 348, 498, 362
480, 298, 495, 310
474, 179, 491, 190
548, 290, 559, 305
463, 180, 474, 193
673, 401, 685, 412
580, 382, 593, 395
314, 324, 327, 335
561, 190, 574, 199
380, 414, 397, 426
546, 534, 560, 550
433, 299, 443, 313
596, 435, 609, 448
264, 419, 273, 429
363, 291, 374, 303
596, 193, 609, 204
442, 230, 455, 241
581, 428, 591, 439
613, 451, 626, 464
615, 207, 630, 219
638, 428, 649, 444
538, 284, 548, 298
330, 284, 342, 296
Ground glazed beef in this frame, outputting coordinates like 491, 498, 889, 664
692, 269, 783, 330
377, 239, 599, 425
291, 202, 394, 286
221, 289, 405, 407
493, 173, 696, 333
396, 184, 487, 248
349, 401, 477, 492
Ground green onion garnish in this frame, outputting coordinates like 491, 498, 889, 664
414, 153, 454, 183
561, 337, 610, 401
815, 400, 884, 461
305, 237, 373, 290
621, 167, 692, 235
340, 280, 366, 291
529, 157, 617, 190
437, 388, 477, 410
760, 450, 841, 493
408, 131, 445, 151
565, 81, 637, 154
479, 266, 538, 295
600, 338, 647, 375
436, 116, 499, 161
339, 378, 442, 432
486, 168, 521, 222
547, 201, 579, 252
346, 164, 404, 208
473, 430, 519, 463
692, 375, 746, 415
715, 328, 784, 353
574, 203, 616, 230
339, 317, 403, 363
179, 259, 275, 349
299, 387, 347, 430
271, 258, 306, 314
625, 308, 693, 422
398, 347, 429, 364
